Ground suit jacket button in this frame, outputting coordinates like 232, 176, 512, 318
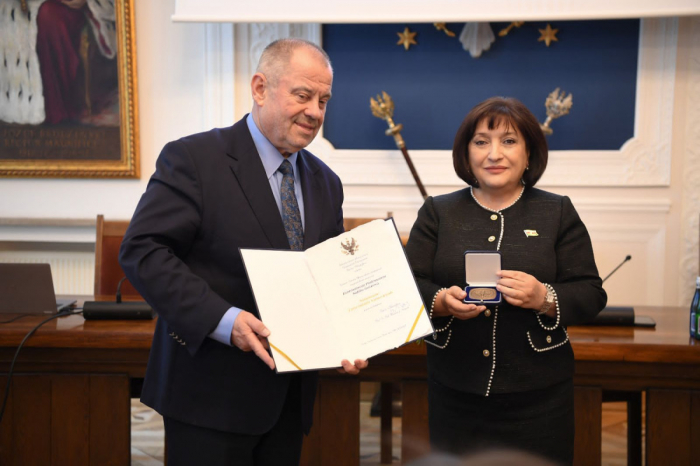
488, 236, 496, 242
484, 309, 491, 317
546, 335, 552, 343
483, 349, 490, 357
490, 214, 498, 221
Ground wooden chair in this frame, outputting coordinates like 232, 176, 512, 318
343, 217, 382, 231
94, 214, 142, 302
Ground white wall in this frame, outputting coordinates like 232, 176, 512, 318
0, 0, 698, 309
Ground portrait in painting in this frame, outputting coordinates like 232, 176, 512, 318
0, 0, 138, 177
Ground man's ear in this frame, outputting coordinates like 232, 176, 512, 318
251, 73, 267, 106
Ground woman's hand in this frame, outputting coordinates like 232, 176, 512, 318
496, 270, 547, 311
433, 286, 487, 320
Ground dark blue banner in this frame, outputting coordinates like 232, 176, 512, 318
322, 20, 639, 151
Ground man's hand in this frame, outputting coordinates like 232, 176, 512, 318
337, 359, 369, 375
231, 311, 275, 370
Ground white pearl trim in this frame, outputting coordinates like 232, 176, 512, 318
426, 288, 454, 349
469, 186, 524, 251
484, 305, 499, 397
536, 283, 561, 331
527, 327, 570, 352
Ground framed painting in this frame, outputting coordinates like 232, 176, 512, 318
0, 0, 139, 178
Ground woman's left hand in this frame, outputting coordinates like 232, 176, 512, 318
496, 270, 547, 310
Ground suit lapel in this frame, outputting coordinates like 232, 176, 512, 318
298, 150, 323, 249
226, 118, 290, 250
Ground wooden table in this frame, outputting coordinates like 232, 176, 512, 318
300, 306, 700, 466
0, 311, 153, 465
1, 306, 698, 465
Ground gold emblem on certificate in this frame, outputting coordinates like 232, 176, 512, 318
340, 237, 360, 256
468, 288, 497, 301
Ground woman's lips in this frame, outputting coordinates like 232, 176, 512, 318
484, 166, 507, 174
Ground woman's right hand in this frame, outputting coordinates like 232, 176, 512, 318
433, 286, 487, 320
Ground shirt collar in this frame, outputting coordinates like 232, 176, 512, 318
246, 113, 299, 180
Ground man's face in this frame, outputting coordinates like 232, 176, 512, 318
253, 48, 333, 156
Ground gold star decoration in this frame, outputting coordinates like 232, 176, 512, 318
433, 23, 456, 37
538, 24, 559, 47
397, 27, 417, 51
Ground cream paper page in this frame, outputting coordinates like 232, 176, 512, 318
239, 249, 342, 372
304, 219, 433, 362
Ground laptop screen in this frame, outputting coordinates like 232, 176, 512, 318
0, 263, 59, 314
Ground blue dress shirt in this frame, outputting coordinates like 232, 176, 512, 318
209, 114, 305, 346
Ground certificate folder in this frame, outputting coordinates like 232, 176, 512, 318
240, 219, 433, 373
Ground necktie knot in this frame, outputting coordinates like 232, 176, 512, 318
278, 159, 294, 177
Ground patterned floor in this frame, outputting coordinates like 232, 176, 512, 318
131, 392, 636, 465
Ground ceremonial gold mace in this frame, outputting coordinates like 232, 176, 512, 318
370, 92, 428, 200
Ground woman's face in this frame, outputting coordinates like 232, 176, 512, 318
468, 118, 529, 194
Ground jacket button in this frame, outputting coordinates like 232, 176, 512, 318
546, 335, 552, 344
484, 309, 491, 317
483, 349, 490, 357
490, 214, 498, 221
488, 236, 496, 242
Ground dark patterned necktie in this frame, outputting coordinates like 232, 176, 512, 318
278, 159, 304, 251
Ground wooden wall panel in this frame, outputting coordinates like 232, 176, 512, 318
52, 375, 90, 465
646, 388, 691, 465
89, 374, 130, 466
573, 386, 602, 466
12, 375, 52, 465
401, 380, 430, 463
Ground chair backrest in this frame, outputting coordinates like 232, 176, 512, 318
343, 217, 380, 231
94, 215, 142, 301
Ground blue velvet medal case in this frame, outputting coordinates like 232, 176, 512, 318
463, 251, 502, 304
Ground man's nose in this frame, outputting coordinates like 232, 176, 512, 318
304, 100, 324, 120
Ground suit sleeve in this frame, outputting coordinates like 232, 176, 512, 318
548, 196, 607, 326
119, 140, 232, 355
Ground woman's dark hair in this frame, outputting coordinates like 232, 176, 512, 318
452, 97, 548, 187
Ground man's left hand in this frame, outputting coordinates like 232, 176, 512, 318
337, 359, 369, 375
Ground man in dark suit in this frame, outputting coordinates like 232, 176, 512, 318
119, 38, 367, 466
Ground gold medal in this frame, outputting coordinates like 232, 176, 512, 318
468, 288, 497, 301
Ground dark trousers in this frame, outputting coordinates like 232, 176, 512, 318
428, 378, 574, 465
163, 378, 303, 466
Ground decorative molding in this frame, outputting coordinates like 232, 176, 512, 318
230, 23, 321, 120
342, 194, 673, 236
678, 17, 700, 306
203, 23, 235, 129
584, 223, 667, 306
308, 18, 679, 188
207, 19, 676, 187
172, 0, 700, 23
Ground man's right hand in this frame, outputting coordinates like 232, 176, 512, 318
231, 311, 275, 370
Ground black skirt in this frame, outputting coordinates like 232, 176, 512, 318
428, 378, 574, 465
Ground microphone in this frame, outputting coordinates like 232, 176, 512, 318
83, 276, 154, 320
602, 255, 631, 283
589, 255, 655, 327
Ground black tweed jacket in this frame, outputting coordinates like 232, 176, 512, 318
405, 187, 607, 396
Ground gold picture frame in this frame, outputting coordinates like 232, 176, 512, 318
0, 0, 139, 178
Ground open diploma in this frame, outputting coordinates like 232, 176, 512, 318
240, 219, 432, 373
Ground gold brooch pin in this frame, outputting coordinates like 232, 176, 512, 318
524, 230, 539, 237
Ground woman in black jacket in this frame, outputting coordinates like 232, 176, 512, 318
405, 97, 607, 464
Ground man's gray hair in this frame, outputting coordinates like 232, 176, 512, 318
256, 38, 332, 85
